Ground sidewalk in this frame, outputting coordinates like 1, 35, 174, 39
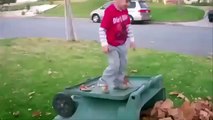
163, 17, 213, 28
162, 6, 213, 28
0, 4, 57, 17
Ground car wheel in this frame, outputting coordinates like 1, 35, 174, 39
129, 15, 134, 23
92, 14, 100, 23
209, 18, 213, 22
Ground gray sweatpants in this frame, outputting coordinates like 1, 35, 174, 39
99, 44, 127, 88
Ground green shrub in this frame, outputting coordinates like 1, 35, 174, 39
26, 4, 30, 10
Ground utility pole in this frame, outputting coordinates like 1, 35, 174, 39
64, 0, 77, 41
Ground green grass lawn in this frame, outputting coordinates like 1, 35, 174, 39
42, 0, 204, 22
150, 3, 205, 22
42, 0, 107, 17
0, 38, 212, 120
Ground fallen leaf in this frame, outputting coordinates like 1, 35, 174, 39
159, 117, 173, 120
29, 96, 33, 100
28, 91, 35, 96
140, 98, 213, 120
12, 111, 20, 117
177, 93, 185, 100
130, 69, 138, 73
160, 99, 174, 111
32, 111, 42, 117
169, 91, 179, 96
180, 101, 196, 120
157, 109, 166, 118
199, 110, 209, 120
168, 108, 179, 118
28, 108, 32, 111
206, 96, 212, 101
12, 91, 18, 94
45, 112, 51, 116
184, 97, 190, 102
204, 108, 213, 120
198, 97, 202, 100
168, 108, 185, 120
151, 100, 164, 116
48, 70, 52, 75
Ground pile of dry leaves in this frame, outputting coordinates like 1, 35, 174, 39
141, 92, 213, 120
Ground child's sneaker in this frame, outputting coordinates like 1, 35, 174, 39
79, 84, 92, 92
114, 83, 129, 90
101, 85, 109, 94
97, 83, 109, 94
114, 77, 132, 90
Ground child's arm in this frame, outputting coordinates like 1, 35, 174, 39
127, 24, 136, 50
99, 27, 108, 47
99, 7, 112, 54
99, 27, 109, 53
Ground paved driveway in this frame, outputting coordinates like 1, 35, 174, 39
0, 17, 212, 56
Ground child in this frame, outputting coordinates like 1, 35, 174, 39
98, 0, 136, 93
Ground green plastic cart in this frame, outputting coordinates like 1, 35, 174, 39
53, 74, 166, 120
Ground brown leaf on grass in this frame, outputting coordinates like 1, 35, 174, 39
168, 108, 179, 119
45, 112, 51, 116
177, 93, 190, 102
184, 97, 190, 102
160, 99, 174, 112
29, 96, 33, 100
206, 96, 212, 101
200, 110, 210, 120
177, 93, 185, 99
141, 117, 157, 120
28, 91, 35, 96
12, 111, 20, 117
180, 101, 196, 120
130, 69, 138, 73
197, 100, 212, 111
157, 109, 166, 118
169, 91, 180, 96
169, 91, 190, 102
140, 99, 213, 120
32, 111, 42, 117
151, 100, 164, 116
48, 69, 52, 75
159, 117, 173, 120
204, 108, 213, 119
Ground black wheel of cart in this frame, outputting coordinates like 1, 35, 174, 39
52, 93, 76, 118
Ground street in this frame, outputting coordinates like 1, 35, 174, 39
0, 17, 212, 56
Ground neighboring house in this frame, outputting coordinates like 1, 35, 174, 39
16, 0, 38, 3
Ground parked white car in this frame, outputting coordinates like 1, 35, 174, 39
90, 0, 151, 23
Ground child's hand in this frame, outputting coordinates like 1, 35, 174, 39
102, 45, 109, 54
130, 41, 136, 51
